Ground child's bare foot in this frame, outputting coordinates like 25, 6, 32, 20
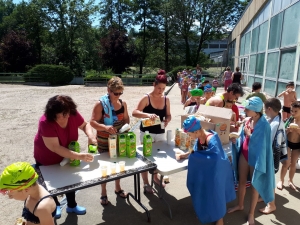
257, 197, 263, 203
288, 181, 298, 191
247, 214, 255, 225
227, 205, 244, 213
276, 181, 283, 190
259, 205, 276, 214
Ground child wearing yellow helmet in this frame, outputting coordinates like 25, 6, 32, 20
0, 162, 56, 225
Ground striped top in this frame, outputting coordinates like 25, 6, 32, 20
97, 99, 125, 153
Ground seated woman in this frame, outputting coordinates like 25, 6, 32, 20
178, 116, 236, 225
0, 162, 57, 225
90, 76, 129, 205
183, 89, 203, 109
228, 97, 275, 225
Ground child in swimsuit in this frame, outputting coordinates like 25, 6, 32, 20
277, 81, 297, 121
0, 162, 56, 225
280, 101, 300, 191
229, 97, 275, 225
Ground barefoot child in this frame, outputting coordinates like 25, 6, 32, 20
0, 162, 56, 225
260, 98, 288, 214
277, 81, 297, 121
280, 101, 300, 191
181, 116, 235, 225
200, 84, 213, 104
181, 78, 189, 104
229, 97, 275, 225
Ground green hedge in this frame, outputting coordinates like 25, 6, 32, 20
24, 65, 74, 85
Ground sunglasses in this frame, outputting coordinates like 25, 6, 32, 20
0, 174, 35, 195
110, 89, 123, 96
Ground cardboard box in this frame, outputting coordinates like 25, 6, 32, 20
181, 105, 232, 144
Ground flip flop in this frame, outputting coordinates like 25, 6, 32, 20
288, 183, 298, 191
115, 189, 127, 198
100, 196, 109, 206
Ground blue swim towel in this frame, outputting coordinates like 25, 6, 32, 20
232, 116, 275, 203
99, 94, 118, 125
187, 131, 236, 224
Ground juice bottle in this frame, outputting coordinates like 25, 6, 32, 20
143, 131, 152, 156
118, 134, 127, 157
68, 141, 80, 166
175, 128, 181, 147
126, 132, 136, 158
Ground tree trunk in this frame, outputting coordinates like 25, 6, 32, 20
164, 15, 169, 72
184, 37, 191, 66
195, 36, 204, 65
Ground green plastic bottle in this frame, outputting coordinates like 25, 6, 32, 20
118, 134, 127, 157
88, 144, 97, 153
126, 132, 136, 158
143, 131, 152, 156
68, 141, 81, 166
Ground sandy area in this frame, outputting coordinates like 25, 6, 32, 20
0, 83, 155, 224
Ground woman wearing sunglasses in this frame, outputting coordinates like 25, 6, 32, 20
132, 70, 172, 193
90, 76, 130, 206
0, 162, 57, 225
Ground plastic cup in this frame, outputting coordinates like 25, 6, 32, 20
101, 166, 107, 177
119, 161, 125, 172
110, 163, 116, 174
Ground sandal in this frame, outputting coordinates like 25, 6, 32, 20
143, 184, 154, 194
115, 189, 127, 198
100, 196, 109, 206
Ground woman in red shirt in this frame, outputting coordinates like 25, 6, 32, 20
34, 95, 95, 218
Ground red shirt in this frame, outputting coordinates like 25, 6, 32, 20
232, 104, 239, 121
34, 111, 84, 165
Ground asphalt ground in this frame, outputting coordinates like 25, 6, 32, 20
54, 84, 300, 225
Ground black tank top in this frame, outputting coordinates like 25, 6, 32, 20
232, 72, 241, 84
22, 195, 56, 224
140, 94, 166, 134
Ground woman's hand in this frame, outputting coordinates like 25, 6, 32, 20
230, 137, 237, 144
244, 126, 251, 137
148, 113, 158, 120
105, 125, 117, 134
79, 153, 94, 162
88, 136, 97, 146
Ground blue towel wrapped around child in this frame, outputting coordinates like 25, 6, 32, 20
187, 131, 236, 224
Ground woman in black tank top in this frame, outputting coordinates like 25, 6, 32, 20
232, 67, 243, 84
132, 70, 172, 193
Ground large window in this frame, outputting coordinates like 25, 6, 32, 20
240, 35, 245, 56
258, 22, 268, 52
249, 55, 256, 74
277, 82, 288, 96
251, 27, 259, 53
268, 12, 283, 49
279, 50, 296, 80
272, 0, 282, 15
244, 32, 251, 55
281, 1, 300, 47
247, 76, 255, 88
264, 80, 276, 96
255, 53, 265, 75
266, 52, 279, 78
298, 57, 300, 81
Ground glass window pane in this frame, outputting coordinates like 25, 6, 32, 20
279, 50, 296, 80
249, 55, 256, 74
281, 0, 290, 10
256, 53, 265, 75
239, 35, 245, 56
244, 32, 251, 55
268, 12, 283, 49
263, 1, 271, 21
264, 80, 276, 96
251, 27, 259, 53
296, 85, 300, 98
298, 57, 300, 82
277, 82, 288, 96
273, 0, 282, 15
254, 77, 263, 84
258, 22, 268, 52
247, 76, 255, 88
266, 52, 279, 78
281, 1, 300, 47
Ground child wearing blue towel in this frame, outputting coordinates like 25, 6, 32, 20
229, 97, 275, 225
180, 116, 235, 225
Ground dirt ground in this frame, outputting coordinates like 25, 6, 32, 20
0, 83, 156, 224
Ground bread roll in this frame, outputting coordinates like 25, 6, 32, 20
289, 123, 299, 129
229, 132, 240, 139
15, 217, 26, 225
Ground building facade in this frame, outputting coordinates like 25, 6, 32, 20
228, 0, 300, 97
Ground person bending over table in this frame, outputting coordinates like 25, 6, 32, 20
0, 162, 57, 225
228, 97, 275, 225
177, 116, 235, 225
132, 70, 172, 194
205, 83, 244, 108
34, 95, 95, 218
90, 76, 129, 206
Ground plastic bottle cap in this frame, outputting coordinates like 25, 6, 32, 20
145, 131, 149, 134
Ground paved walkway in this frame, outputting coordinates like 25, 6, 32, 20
55, 84, 300, 225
